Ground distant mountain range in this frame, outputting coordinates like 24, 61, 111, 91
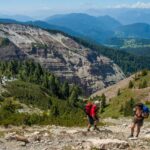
45, 13, 121, 43
2, 8, 150, 24
114, 23, 150, 39
45, 13, 121, 31
86, 8, 150, 25
1, 13, 150, 42
0, 13, 150, 57
0, 14, 33, 22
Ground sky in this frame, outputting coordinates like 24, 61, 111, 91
0, 0, 150, 18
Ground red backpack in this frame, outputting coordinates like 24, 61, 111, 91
85, 103, 93, 115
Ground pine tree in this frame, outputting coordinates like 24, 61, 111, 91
69, 88, 79, 107
117, 89, 121, 96
128, 80, 134, 89
142, 80, 148, 88
101, 94, 106, 113
123, 98, 135, 116
139, 80, 148, 89
141, 69, 148, 76
42, 73, 49, 89
31, 45, 37, 54
49, 75, 57, 95
51, 105, 59, 117
61, 81, 69, 99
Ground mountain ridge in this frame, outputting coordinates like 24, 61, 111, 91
45, 13, 121, 43
0, 23, 125, 95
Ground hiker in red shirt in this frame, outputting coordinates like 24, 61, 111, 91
85, 101, 100, 131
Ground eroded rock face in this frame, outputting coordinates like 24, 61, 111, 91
0, 41, 26, 60
0, 24, 125, 94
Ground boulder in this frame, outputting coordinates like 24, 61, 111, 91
87, 138, 129, 149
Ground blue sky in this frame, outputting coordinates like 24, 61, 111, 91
0, 0, 150, 17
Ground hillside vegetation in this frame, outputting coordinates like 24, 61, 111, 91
100, 70, 150, 118
0, 60, 85, 126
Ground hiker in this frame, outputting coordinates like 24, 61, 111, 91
85, 101, 100, 131
129, 103, 149, 138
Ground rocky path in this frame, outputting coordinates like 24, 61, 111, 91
0, 118, 150, 150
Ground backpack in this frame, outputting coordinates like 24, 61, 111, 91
142, 105, 150, 118
85, 103, 93, 115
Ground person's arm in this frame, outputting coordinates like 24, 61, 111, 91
91, 106, 96, 119
92, 106, 99, 121
135, 110, 143, 119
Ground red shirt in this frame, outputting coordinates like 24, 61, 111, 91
90, 104, 97, 117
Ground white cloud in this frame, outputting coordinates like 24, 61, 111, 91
108, 1, 150, 9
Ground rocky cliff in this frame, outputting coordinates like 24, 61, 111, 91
0, 24, 125, 94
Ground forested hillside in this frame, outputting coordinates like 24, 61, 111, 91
0, 60, 84, 126
71, 37, 150, 75
100, 70, 150, 118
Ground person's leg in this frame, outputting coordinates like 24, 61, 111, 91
93, 117, 100, 131
136, 125, 141, 137
87, 116, 92, 131
93, 120, 97, 129
87, 124, 91, 131
136, 120, 143, 137
130, 123, 136, 137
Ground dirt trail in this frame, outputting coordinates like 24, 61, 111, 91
0, 118, 150, 150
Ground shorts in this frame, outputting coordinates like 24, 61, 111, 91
87, 115, 94, 125
87, 115, 98, 125
133, 118, 144, 127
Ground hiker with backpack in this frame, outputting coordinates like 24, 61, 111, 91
129, 103, 149, 138
85, 101, 100, 131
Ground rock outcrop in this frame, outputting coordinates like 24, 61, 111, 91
0, 38, 26, 60
0, 24, 125, 94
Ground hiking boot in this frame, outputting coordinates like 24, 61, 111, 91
87, 128, 90, 132
128, 135, 133, 138
93, 126, 100, 132
135, 135, 139, 138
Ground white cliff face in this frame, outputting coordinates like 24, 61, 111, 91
0, 24, 125, 94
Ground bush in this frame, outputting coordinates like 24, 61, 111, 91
5, 81, 52, 110
1, 91, 11, 98
0, 95, 4, 102
123, 98, 135, 117
101, 94, 106, 113
139, 80, 148, 89
128, 81, 134, 89
117, 89, 121, 96
134, 74, 140, 81
141, 69, 148, 76
0, 60, 83, 126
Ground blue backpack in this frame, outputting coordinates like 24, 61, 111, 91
143, 105, 150, 118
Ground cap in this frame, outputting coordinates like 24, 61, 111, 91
94, 101, 100, 106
